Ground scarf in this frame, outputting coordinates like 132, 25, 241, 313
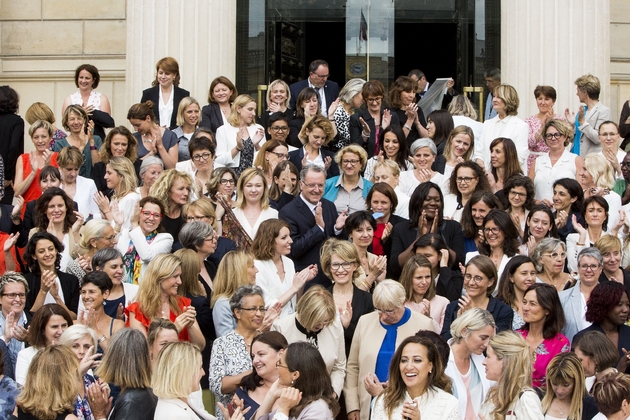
295, 316, 320, 348
123, 230, 157, 284
375, 307, 412, 382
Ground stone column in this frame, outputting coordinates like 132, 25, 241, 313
501, 0, 610, 118
126, 0, 237, 110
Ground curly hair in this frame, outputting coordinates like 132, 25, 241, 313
207, 167, 237, 198
34, 187, 76, 234
334, 144, 368, 171
501, 174, 534, 212
24, 232, 64, 275
251, 218, 290, 261
449, 160, 490, 199
543, 119, 574, 147
378, 336, 452, 418
99, 126, 138, 163
298, 115, 335, 145
585, 281, 628, 324
149, 169, 193, 215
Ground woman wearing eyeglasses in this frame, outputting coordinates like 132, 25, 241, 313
207, 167, 237, 210
441, 255, 513, 341
175, 133, 216, 200
125, 253, 205, 349
531, 238, 574, 292
116, 197, 174, 284
530, 119, 583, 206
209, 284, 264, 419
272, 286, 347, 399
323, 145, 373, 216
500, 174, 534, 239
253, 140, 289, 188
65, 219, 117, 283
443, 160, 490, 222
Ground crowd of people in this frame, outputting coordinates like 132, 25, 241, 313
1, 57, 630, 419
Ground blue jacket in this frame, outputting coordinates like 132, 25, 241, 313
323, 176, 373, 202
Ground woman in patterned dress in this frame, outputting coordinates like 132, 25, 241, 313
525, 85, 563, 172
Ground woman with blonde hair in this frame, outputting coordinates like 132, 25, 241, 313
448, 95, 483, 143
56, 145, 101, 220
400, 254, 450, 331
595, 235, 630, 292
92, 126, 139, 194
372, 159, 411, 219
288, 115, 339, 176
271, 285, 347, 399
154, 341, 246, 420
125, 253, 205, 350
173, 96, 201, 161
229, 167, 278, 240
259, 79, 294, 137
127, 101, 179, 168
25, 101, 67, 150
65, 219, 117, 282
330, 78, 366, 151
149, 168, 193, 241
445, 308, 496, 420
268, 160, 300, 211
442, 125, 475, 180
100, 156, 141, 229
323, 144, 373, 215
17, 345, 80, 420
211, 250, 259, 337
540, 352, 599, 420
580, 153, 622, 228
479, 330, 544, 420
215, 94, 265, 177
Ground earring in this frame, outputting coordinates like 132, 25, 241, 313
429, 370, 432, 374
291, 380, 294, 386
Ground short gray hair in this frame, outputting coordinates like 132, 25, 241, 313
139, 156, 164, 177
410, 138, 437, 156
484, 68, 501, 80
300, 164, 326, 182
229, 285, 264, 316
531, 238, 566, 272
577, 247, 603, 266
92, 248, 123, 270
178, 221, 214, 250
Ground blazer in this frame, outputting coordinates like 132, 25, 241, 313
289, 79, 340, 112
445, 341, 495, 418
258, 399, 333, 420
140, 85, 190, 129
155, 398, 215, 420
116, 227, 174, 281
387, 220, 465, 280
441, 297, 513, 340
349, 108, 401, 158
200, 102, 225, 134
0, 113, 24, 183
272, 314, 347, 397
577, 102, 612, 157
288, 147, 339, 178
343, 310, 434, 420
278, 196, 344, 287
24, 271, 80, 315
327, 284, 374, 357
474, 115, 529, 172
559, 282, 585, 343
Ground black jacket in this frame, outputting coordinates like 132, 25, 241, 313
140, 85, 190, 129
24, 271, 80, 315
108, 388, 157, 420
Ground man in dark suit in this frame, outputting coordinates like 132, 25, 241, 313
278, 164, 348, 288
289, 60, 339, 118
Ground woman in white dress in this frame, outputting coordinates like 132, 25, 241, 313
99, 156, 140, 230
371, 335, 461, 420
230, 168, 278, 241
251, 219, 317, 318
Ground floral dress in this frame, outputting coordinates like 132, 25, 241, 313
525, 114, 563, 172
74, 374, 96, 420
517, 329, 570, 388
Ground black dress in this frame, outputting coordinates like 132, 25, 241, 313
18, 408, 72, 420
327, 284, 375, 357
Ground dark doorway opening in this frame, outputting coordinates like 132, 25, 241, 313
303, 21, 346, 84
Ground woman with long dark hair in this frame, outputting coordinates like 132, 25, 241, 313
426, 109, 454, 171
552, 178, 584, 242
486, 137, 523, 193
443, 160, 490, 222
363, 125, 412, 181
474, 209, 520, 282
459, 191, 503, 254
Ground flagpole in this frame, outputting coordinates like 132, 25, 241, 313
366, 0, 370, 80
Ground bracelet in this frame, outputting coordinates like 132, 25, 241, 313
404, 124, 412, 131
98, 335, 106, 343
576, 243, 585, 246
361, 132, 369, 138
10, 213, 21, 220
236, 146, 243, 151
362, 280, 371, 290
90, 145, 97, 151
